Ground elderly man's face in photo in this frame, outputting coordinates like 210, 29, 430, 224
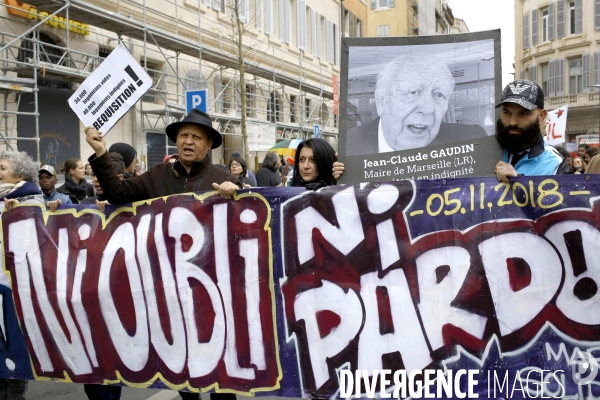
376, 60, 454, 151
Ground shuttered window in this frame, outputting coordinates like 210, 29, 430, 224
239, 0, 247, 23
256, 0, 262, 30
530, 65, 538, 83
310, 9, 316, 55
532, 9, 538, 45
595, 52, 600, 85
583, 53, 590, 92
575, 0, 583, 34
548, 3, 555, 40
265, 0, 272, 35
316, 13, 322, 58
549, 60, 556, 96
556, 58, 565, 95
297, 0, 307, 50
557, 0, 565, 38
279, 0, 285, 40
595, 0, 600, 30
284, 0, 291, 43
523, 13, 530, 49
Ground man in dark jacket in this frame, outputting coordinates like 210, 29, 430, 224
85, 109, 240, 202
85, 109, 240, 400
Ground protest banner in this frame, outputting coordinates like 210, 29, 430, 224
545, 104, 568, 147
68, 44, 152, 135
1, 175, 600, 398
338, 30, 503, 184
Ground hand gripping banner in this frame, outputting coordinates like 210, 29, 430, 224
2, 176, 600, 398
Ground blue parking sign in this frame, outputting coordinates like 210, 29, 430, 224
314, 124, 320, 138
186, 89, 208, 114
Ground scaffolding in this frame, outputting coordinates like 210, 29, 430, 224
0, 0, 339, 168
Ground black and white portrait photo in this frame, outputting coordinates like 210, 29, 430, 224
339, 31, 503, 183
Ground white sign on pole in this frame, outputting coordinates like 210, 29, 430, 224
544, 104, 568, 146
68, 44, 152, 136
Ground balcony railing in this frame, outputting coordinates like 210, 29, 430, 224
546, 92, 600, 106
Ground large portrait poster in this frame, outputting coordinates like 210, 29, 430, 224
339, 30, 503, 184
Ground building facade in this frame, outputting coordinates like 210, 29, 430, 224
515, 0, 600, 146
366, 0, 463, 38
0, 0, 341, 172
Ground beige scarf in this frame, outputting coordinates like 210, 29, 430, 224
0, 181, 26, 198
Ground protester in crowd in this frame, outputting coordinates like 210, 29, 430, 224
578, 143, 590, 158
38, 165, 72, 211
84, 163, 92, 175
285, 157, 294, 184
57, 157, 94, 203
0, 151, 44, 215
108, 142, 137, 178
81, 152, 126, 213
163, 154, 179, 164
229, 155, 256, 187
291, 138, 337, 190
256, 151, 284, 187
230, 152, 256, 182
554, 147, 573, 171
494, 80, 570, 182
345, 54, 486, 156
584, 147, 599, 164
334, 80, 571, 182
572, 156, 586, 174
85, 108, 240, 400
86, 109, 240, 204
585, 155, 600, 174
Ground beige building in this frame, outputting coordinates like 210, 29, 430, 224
0, 0, 342, 171
515, 0, 600, 145
366, 0, 465, 38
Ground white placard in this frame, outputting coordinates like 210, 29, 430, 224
544, 104, 568, 146
68, 44, 152, 136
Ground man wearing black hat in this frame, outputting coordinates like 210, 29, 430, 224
494, 79, 571, 183
85, 109, 241, 203
108, 142, 137, 178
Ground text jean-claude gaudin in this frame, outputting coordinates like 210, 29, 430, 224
338, 369, 566, 399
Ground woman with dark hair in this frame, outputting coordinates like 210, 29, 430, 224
256, 151, 283, 187
229, 156, 257, 187
291, 138, 336, 189
57, 157, 94, 203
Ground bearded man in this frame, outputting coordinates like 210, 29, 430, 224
494, 79, 571, 182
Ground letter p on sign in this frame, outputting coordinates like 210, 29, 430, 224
186, 89, 208, 114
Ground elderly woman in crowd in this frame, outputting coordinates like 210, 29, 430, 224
0, 150, 42, 398
0, 150, 44, 212
228, 155, 256, 188
256, 151, 284, 187
291, 138, 337, 190
57, 157, 94, 203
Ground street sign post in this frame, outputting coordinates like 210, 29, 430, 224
186, 89, 208, 114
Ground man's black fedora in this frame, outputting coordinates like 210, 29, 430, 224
165, 109, 222, 149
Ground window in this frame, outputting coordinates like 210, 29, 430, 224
377, 24, 389, 37
304, 98, 310, 121
141, 60, 160, 103
267, 92, 280, 122
378, 0, 388, 8
542, 63, 550, 95
290, 95, 296, 123
569, 57, 583, 94
542, 8, 549, 41
569, 0, 576, 34
356, 20, 362, 37
246, 85, 254, 118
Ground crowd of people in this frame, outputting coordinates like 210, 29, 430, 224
0, 79, 599, 399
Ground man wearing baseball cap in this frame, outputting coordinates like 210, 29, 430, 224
38, 165, 72, 211
494, 79, 571, 182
